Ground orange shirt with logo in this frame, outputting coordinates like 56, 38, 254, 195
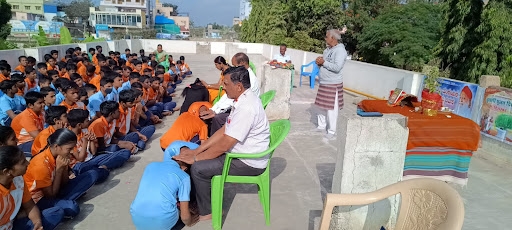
89, 116, 115, 145
77, 65, 88, 82
14, 65, 25, 73
31, 125, 56, 156
187, 101, 213, 117
160, 112, 208, 149
90, 75, 101, 90
12, 108, 44, 145
60, 101, 85, 112
148, 88, 158, 101
0, 73, 8, 83
0, 176, 32, 229
23, 148, 56, 203
25, 78, 37, 91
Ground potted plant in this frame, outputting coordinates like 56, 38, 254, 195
495, 113, 512, 141
421, 60, 447, 116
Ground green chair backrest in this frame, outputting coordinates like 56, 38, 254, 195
268, 119, 291, 155
259, 90, 276, 109
249, 61, 256, 75
212, 85, 223, 105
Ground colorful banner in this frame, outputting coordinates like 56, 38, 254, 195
9, 20, 64, 34
437, 78, 479, 119
480, 87, 512, 145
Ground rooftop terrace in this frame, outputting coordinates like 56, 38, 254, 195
57, 54, 512, 230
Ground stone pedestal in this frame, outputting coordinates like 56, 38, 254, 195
331, 112, 409, 230
261, 64, 291, 120
479, 75, 501, 88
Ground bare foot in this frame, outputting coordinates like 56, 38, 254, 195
173, 107, 181, 111
162, 111, 172, 116
199, 214, 212, 221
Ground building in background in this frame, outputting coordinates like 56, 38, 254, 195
89, 7, 146, 30
98, 0, 147, 12
154, 0, 190, 30
239, 0, 251, 20
7, 0, 45, 20
233, 17, 241, 26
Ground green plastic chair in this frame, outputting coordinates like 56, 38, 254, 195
212, 85, 223, 105
211, 119, 291, 230
259, 90, 276, 109
249, 61, 257, 75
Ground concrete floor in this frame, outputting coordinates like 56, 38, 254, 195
57, 54, 512, 230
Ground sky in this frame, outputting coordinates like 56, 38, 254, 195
161, 0, 240, 26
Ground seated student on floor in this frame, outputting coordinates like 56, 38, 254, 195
40, 86, 56, 110
36, 62, 48, 79
89, 101, 138, 154
53, 78, 68, 106
130, 142, 198, 230
160, 106, 210, 150
68, 109, 130, 174
12, 91, 45, 157
131, 82, 161, 126
120, 72, 140, 92
88, 77, 113, 120
0, 146, 65, 230
149, 77, 177, 116
60, 81, 86, 112
11, 73, 26, 97
86, 65, 98, 89
115, 89, 155, 151
178, 56, 192, 77
0, 126, 18, 147
70, 73, 85, 87
24, 66, 38, 92
34, 76, 52, 92
31, 106, 68, 156
47, 70, 59, 90
106, 72, 124, 102
0, 80, 25, 126
24, 128, 108, 219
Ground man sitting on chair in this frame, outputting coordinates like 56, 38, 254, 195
273, 44, 291, 63
173, 66, 270, 221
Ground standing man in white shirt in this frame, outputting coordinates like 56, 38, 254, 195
174, 66, 270, 221
200, 53, 260, 135
273, 44, 292, 63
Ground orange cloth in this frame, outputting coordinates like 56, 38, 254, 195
14, 65, 25, 73
140, 64, 152, 76
77, 61, 84, 70
16, 88, 24, 96
94, 66, 100, 75
142, 88, 149, 102
117, 105, 135, 135
60, 101, 85, 112
12, 108, 44, 145
31, 125, 56, 156
77, 65, 88, 82
160, 112, 208, 149
163, 73, 172, 86
0, 73, 8, 82
47, 63, 54, 71
61, 73, 70, 80
89, 116, 115, 145
90, 75, 101, 90
208, 89, 224, 104
359, 100, 480, 151
147, 87, 158, 101
25, 78, 37, 91
92, 54, 98, 66
187, 101, 212, 117
23, 147, 56, 202
0, 178, 32, 227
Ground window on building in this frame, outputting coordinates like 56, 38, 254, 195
137, 16, 141, 23
135, 0, 140, 2
12, 5, 19, 9
35, 6, 41, 10
25, 6, 30, 10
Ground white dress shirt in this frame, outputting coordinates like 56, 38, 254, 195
210, 67, 260, 114
273, 53, 291, 63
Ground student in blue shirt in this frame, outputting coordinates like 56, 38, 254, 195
130, 141, 199, 230
88, 77, 113, 119
47, 70, 59, 90
32, 76, 52, 92
40, 86, 56, 110
106, 72, 123, 102
53, 78, 69, 105
0, 80, 25, 126
120, 72, 140, 92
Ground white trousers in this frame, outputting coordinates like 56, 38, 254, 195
317, 91, 339, 134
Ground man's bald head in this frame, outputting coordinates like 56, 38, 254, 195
232, 53, 250, 68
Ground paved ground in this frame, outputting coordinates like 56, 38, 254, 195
58, 54, 512, 230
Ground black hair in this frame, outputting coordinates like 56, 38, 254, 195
99, 101, 119, 117
96, 45, 102, 50
100, 66, 111, 73
0, 146, 24, 170
70, 73, 82, 81
24, 91, 44, 106
132, 60, 142, 66
25, 66, 36, 74
168, 54, 173, 58
18, 56, 27, 62
54, 78, 70, 90
66, 63, 77, 71
66, 48, 74, 55
132, 87, 143, 98
0, 126, 15, 146
156, 65, 165, 70
75, 47, 81, 51
97, 55, 107, 62
78, 87, 88, 98
61, 80, 79, 93
45, 106, 67, 125
139, 49, 144, 53
131, 82, 143, 89
47, 70, 59, 77
179, 56, 185, 60
10, 74, 24, 83
129, 72, 141, 80
181, 78, 205, 97
224, 66, 251, 89
39, 128, 77, 154
176, 60, 182, 65
36, 62, 47, 70
86, 65, 96, 73
27, 56, 36, 64
154, 71, 164, 77
89, 48, 95, 53
150, 77, 161, 83
131, 53, 138, 57
114, 51, 121, 56
44, 54, 52, 62
38, 76, 52, 85
50, 50, 58, 55
280, 44, 287, 47
214, 56, 228, 65
119, 89, 137, 103
83, 84, 97, 92
108, 59, 117, 67
0, 80, 16, 94
67, 109, 90, 128
118, 59, 126, 67
0, 64, 11, 71
108, 51, 114, 56
125, 48, 130, 52
233, 52, 250, 66
141, 56, 150, 63
100, 77, 114, 87
57, 61, 67, 70
39, 86, 56, 97
113, 66, 123, 72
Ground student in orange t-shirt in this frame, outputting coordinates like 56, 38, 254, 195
59, 81, 85, 112
11, 91, 45, 157
95, 55, 107, 75
114, 89, 155, 151
178, 56, 193, 77
61, 63, 77, 80
31, 106, 68, 156
160, 111, 209, 150
46, 57, 57, 71
0, 146, 64, 230
24, 66, 38, 92
24, 128, 107, 219
140, 56, 152, 75
77, 58, 90, 82
132, 60, 143, 75
14, 56, 27, 73
0, 64, 11, 83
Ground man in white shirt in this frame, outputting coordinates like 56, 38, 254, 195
273, 44, 291, 63
200, 52, 260, 135
174, 66, 270, 221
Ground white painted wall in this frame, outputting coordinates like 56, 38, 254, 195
210, 42, 226, 55
141, 39, 196, 54
1, 49, 26, 68
233, 42, 264, 54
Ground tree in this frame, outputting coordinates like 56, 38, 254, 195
209, 23, 223, 30
435, 0, 483, 82
0, 0, 12, 40
62, 0, 93, 21
162, 3, 179, 16
358, 2, 442, 71
32, 26, 50, 46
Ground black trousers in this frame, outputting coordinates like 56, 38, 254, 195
209, 111, 230, 135
190, 154, 265, 216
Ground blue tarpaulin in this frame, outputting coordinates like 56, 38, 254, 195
155, 15, 176, 24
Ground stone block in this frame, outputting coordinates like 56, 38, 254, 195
479, 75, 501, 88
331, 112, 409, 230
261, 64, 291, 120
